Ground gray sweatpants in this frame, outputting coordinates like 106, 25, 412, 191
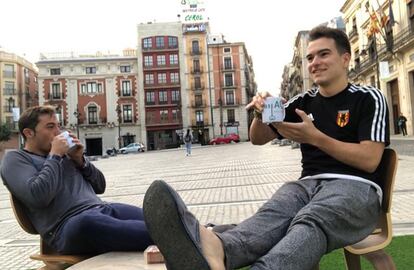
217, 178, 381, 270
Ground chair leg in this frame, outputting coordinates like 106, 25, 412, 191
363, 250, 396, 270
311, 263, 319, 270
343, 249, 362, 270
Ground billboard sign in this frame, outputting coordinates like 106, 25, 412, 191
180, 0, 207, 24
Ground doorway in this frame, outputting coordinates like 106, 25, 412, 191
388, 79, 400, 134
85, 138, 102, 156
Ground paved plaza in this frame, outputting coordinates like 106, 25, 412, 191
0, 139, 414, 269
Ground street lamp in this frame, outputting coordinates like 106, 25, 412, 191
73, 107, 80, 138
116, 105, 122, 148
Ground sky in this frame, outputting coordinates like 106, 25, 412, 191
0, 0, 344, 95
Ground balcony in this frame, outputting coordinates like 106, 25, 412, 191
46, 93, 65, 100
3, 71, 15, 78
222, 83, 237, 89
190, 49, 202, 55
222, 64, 236, 70
143, 64, 179, 71
3, 88, 16, 95
142, 46, 178, 53
222, 99, 240, 107
79, 118, 108, 128
191, 67, 203, 74
191, 100, 206, 108
348, 27, 358, 42
144, 82, 180, 89
191, 83, 205, 91
392, 25, 414, 53
3, 106, 13, 113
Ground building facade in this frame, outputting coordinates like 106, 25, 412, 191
208, 40, 255, 140
0, 50, 38, 130
36, 50, 141, 156
0, 50, 38, 157
137, 22, 185, 150
341, 0, 414, 135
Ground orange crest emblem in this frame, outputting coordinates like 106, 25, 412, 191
337, 110, 350, 127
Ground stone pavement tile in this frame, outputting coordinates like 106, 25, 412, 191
0, 246, 41, 270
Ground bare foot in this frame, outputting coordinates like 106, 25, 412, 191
200, 225, 226, 270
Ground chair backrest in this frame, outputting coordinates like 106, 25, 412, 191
10, 194, 38, 235
375, 148, 398, 213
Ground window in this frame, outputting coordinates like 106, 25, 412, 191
225, 73, 233, 86
225, 91, 235, 105
196, 110, 204, 123
86, 67, 96, 74
82, 82, 102, 94
224, 57, 232, 69
192, 40, 200, 54
24, 68, 30, 83
160, 109, 168, 121
145, 74, 154, 84
158, 73, 167, 84
88, 106, 98, 124
50, 68, 61, 75
169, 54, 178, 65
51, 83, 61, 99
3, 64, 15, 78
170, 72, 179, 83
121, 81, 131, 96
195, 94, 202, 106
171, 90, 180, 102
156, 36, 165, 48
146, 111, 155, 124
143, 38, 152, 49
223, 47, 231, 53
157, 55, 166, 66
227, 109, 235, 123
172, 109, 178, 121
159, 90, 168, 104
194, 77, 201, 89
146, 91, 155, 104
120, 65, 131, 73
168, 36, 178, 48
123, 104, 132, 123
193, 59, 200, 72
144, 55, 153, 67
4, 82, 15, 95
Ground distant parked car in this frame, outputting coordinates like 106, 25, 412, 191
209, 133, 240, 145
119, 143, 145, 154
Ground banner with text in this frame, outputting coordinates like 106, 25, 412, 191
179, 0, 207, 24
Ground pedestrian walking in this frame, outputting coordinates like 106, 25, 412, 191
398, 114, 408, 136
183, 129, 193, 156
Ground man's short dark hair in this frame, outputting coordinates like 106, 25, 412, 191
19, 105, 56, 140
309, 26, 351, 55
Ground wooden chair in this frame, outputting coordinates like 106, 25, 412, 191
10, 194, 89, 270
313, 148, 398, 270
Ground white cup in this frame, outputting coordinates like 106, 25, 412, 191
61, 131, 77, 149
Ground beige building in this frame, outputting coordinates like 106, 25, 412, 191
280, 31, 313, 100
36, 50, 141, 156
0, 50, 38, 129
341, 0, 414, 135
0, 50, 38, 157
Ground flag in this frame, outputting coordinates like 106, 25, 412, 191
367, 11, 380, 37
388, 2, 395, 27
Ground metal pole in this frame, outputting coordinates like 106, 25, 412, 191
374, 32, 381, 89
206, 36, 215, 137
116, 105, 122, 148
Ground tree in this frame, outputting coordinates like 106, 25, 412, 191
0, 124, 11, 150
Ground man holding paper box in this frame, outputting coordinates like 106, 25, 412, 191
143, 26, 390, 270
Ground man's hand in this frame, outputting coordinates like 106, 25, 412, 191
275, 109, 322, 145
245, 91, 273, 112
49, 133, 70, 157
66, 133, 85, 167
